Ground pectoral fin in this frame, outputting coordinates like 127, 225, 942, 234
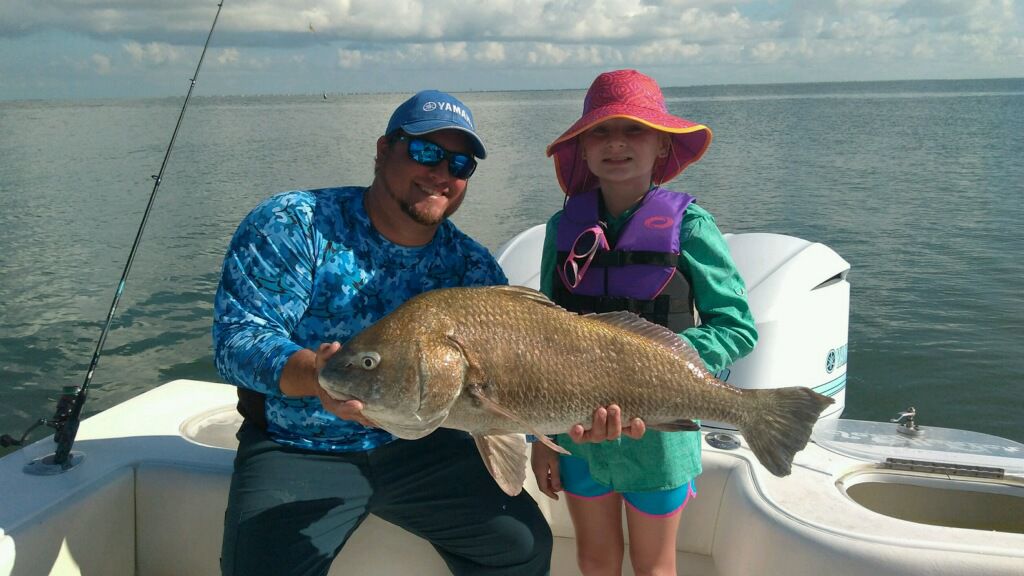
442, 333, 571, 457
472, 433, 529, 496
466, 384, 570, 456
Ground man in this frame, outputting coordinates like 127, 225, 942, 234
213, 89, 644, 576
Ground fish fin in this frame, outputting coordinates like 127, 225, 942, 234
488, 285, 564, 310
472, 433, 529, 496
537, 433, 570, 455
445, 332, 570, 458
649, 419, 701, 432
739, 387, 835, 477
466, 384, 571, 456
588, 311, 705, 365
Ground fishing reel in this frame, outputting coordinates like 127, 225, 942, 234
1, 386, 85, 473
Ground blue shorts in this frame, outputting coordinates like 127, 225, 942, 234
559, 453, 696, 517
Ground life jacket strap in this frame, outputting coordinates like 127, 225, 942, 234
558, 250, 680, 267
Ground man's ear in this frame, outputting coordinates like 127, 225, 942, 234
376, 135, 392, 160
374, 135, 392, 173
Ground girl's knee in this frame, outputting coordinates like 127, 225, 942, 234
627, 553, 677, 576
576, 546, 623, 576
630, 569, 676, 576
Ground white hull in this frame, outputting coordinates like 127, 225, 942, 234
1, 379, 1022, 575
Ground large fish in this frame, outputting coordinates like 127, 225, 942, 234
319, 285, 834, 496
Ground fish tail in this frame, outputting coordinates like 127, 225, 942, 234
739, 387, 835, 477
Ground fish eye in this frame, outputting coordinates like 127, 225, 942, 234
359, 352, 380, 370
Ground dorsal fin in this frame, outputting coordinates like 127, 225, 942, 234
588, 311, 706, 367
490, 285, 564, 309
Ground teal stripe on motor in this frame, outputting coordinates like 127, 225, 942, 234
814, 374, 846, 398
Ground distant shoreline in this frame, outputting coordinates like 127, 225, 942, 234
3, 76, 1023, 105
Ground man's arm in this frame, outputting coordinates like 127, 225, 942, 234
212, 192, 316, 397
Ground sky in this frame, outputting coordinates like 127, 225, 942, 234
1, 0, 1022, 100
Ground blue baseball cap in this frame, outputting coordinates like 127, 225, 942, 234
385, 90, 487, 159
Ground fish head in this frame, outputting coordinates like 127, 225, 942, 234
318, 328, 468, 440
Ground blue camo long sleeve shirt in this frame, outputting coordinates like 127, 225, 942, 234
213, 187, 507, 452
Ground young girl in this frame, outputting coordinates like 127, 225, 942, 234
531, 69, 758, 575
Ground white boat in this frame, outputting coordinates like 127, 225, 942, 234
2, 227, 1022, 576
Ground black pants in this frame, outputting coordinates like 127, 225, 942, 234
221, 422, 552, 576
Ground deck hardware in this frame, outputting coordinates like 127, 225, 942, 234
891, 407, 922, 437
706, 432, 741, 450
883, 457, 1005, 479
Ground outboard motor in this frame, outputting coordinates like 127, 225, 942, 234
705, 233, 850, 430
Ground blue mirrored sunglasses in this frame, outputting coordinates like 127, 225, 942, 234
396, 135, 477, 180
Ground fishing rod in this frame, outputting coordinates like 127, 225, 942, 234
0, 1, 225, 473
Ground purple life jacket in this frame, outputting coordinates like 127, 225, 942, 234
554, 187, 698, 331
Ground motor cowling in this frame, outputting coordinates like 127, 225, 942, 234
704, 233, 850, 430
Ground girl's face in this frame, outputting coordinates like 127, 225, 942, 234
580, 118, 669, 195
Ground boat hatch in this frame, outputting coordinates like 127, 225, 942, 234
836, 469, 1024, 533
811, 418, 1024, 475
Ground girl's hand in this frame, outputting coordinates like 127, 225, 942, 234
531, 442, 563, 500
569, 404, 647, 443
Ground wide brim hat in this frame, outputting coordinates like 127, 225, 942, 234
546, 69, 712, 195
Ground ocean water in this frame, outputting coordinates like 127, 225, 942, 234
1, 79, 1022, 456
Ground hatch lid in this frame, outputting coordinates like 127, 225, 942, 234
812, 419, 1024, 475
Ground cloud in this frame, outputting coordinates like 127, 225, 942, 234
91, 53, 112, 75
217, 48, 240, 65
475, 42, 507, 64
123, 41, 181, 66
0, 0, 224, 41
0, 1, 776, 45
337, 48, 362, 69
3, 0, 1021, 69
0, 0, 1020, 100
748, 41, 784, 63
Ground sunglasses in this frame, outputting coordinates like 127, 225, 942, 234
395, 135, 478, 180
563, 225, 608, 289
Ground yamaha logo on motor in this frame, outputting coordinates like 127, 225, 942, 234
825, 344, 848, 374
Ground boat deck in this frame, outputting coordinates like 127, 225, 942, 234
2, 379, 1022, 575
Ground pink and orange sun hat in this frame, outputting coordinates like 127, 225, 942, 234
546, 69, 713, 196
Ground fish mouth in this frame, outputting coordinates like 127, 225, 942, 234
322, 388, 360, 403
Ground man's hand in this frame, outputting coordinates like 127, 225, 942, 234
313, 342, 377, 428
568, 404, 646, 443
